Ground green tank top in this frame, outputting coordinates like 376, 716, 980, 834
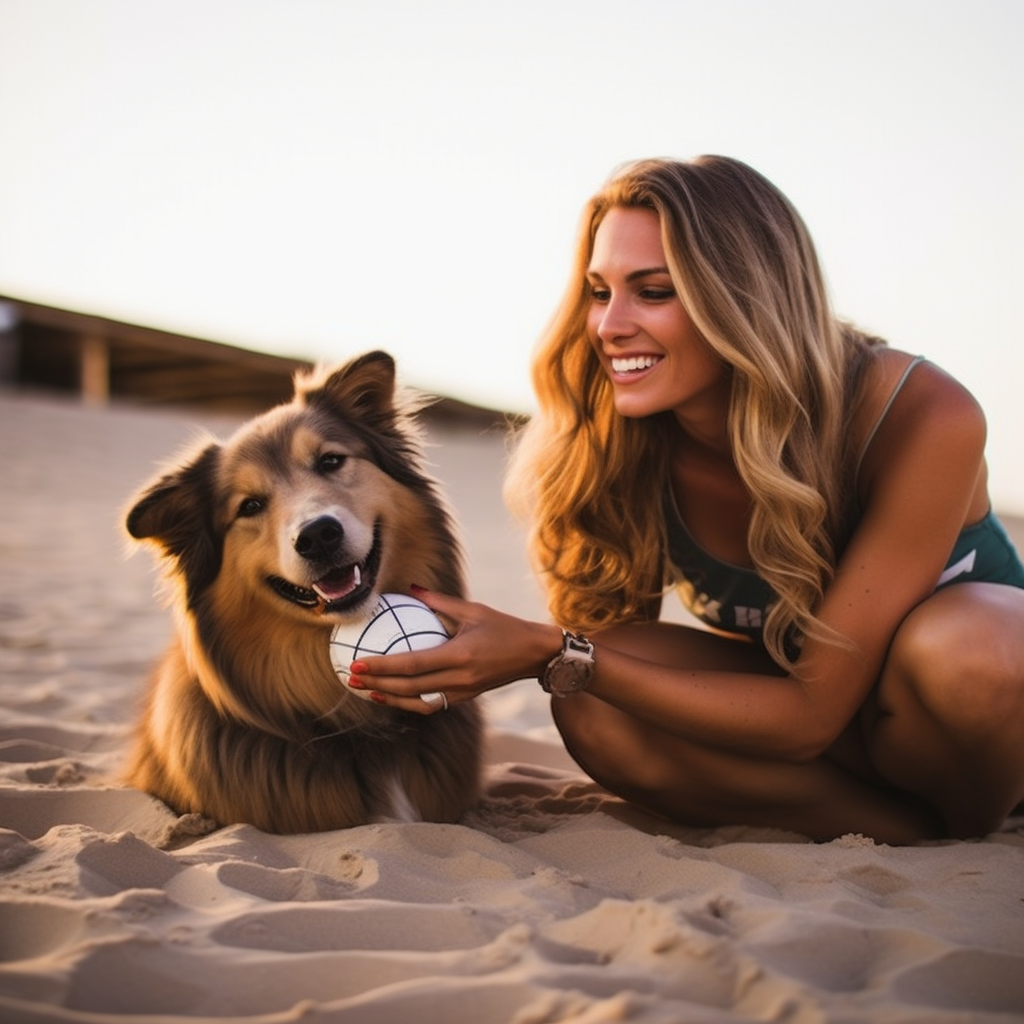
663, 357, 1024, 644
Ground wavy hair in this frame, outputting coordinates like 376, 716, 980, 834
505, 156, 880, 668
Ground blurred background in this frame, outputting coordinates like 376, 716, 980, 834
1, 0, 1021, 511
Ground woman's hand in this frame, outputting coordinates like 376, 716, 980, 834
347, 587, 562, 715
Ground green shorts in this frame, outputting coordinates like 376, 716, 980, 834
937, 510, 1024, 590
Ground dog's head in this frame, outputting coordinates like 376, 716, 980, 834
126, 351, 464, 630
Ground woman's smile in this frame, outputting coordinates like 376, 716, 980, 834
610, 353, 662, 375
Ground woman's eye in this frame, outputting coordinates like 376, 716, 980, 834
318, 452, 347, 473
589, 286, 610, 303
237, 497, 265, 518
640, 288, 675, 301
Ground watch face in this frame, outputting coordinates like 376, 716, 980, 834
543, 632, 595, 696
546, 657, 591, 694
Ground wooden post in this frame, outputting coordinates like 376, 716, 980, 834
0, 300, 17, 384
80, 334, 110, 406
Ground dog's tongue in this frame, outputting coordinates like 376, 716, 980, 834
312, 564, 361, 602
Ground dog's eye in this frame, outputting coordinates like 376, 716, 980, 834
317, 453, 347, 473
237, 497, 265, 518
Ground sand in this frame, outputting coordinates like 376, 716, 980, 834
1, 389, 1023, 1024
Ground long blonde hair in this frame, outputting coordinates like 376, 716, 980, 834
505, 156, 878, 667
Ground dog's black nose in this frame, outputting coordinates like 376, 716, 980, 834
295, 516, 345, 562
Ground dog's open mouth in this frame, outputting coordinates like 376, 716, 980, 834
268, 524, 382, 614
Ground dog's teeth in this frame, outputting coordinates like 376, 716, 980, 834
353, 565, 361, 587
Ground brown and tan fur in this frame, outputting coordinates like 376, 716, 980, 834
122, 351, 482, 833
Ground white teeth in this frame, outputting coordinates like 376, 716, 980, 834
353, 564, 361, 588
611, 355, 658, 373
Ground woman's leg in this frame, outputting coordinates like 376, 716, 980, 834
862, 582, 1024, 838
551, 622, 942, 844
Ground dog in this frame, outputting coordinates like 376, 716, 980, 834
122, 351, 482, 833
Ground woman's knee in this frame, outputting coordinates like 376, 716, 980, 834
553, 694, 653, 792
552, 693, 713, 808
882, 584, 1024, 740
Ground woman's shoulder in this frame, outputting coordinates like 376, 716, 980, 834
855, 348, 984, 440
854, 348, 987, 505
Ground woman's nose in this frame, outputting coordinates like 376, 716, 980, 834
595, 294, 636, 343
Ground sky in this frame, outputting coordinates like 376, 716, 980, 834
1, 0, 1022, 511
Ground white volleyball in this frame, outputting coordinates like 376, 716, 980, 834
329, 593, 449, 696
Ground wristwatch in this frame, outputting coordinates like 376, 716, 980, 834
540, 630, 596, 697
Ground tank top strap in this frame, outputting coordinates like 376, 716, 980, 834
854, 354, 925, 486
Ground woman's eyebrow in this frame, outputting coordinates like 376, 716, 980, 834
586, 266, 670, 281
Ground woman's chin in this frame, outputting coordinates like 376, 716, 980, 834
612, 389, 665, 419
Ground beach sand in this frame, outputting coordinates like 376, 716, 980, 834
1, 389, 1023, 1023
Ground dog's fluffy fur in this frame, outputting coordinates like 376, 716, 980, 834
122, 351, 482, 833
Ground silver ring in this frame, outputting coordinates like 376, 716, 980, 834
420, 691, 448, 712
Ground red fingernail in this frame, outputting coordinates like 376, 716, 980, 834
348, 675, 365, 690
409, 584, 426, 594
369, 692, 387, 704
350, 661, 368, 674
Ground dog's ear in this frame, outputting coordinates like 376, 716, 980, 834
126, 443, 223, 605
298, 351, 434, 488
297, 351, 397, 425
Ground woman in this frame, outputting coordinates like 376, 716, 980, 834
349, 156, 1024, 844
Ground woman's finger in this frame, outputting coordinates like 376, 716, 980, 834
365, 688, 455, 716
351, 640, 466, 683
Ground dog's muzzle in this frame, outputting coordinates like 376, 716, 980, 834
268, 520, 382, 613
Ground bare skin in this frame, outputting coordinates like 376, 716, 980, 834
349, 209, 1024, 844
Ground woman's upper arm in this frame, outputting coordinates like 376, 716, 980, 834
795, 363, 988, 739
